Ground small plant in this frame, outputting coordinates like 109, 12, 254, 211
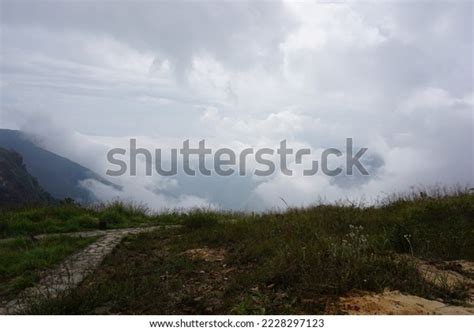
404, 234, 414, 256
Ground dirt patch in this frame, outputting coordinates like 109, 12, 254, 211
411, 257, 474, 304
415, 258, 473, 289
339, 290, 474, 315
183, 247, 226, 262
338, 258, 474, 315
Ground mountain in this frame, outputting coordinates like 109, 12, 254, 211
0, 129, 120, 202
0, 148, 53, 206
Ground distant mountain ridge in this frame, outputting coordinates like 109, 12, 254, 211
0, 147, 53, 206
0, 129, 120, 202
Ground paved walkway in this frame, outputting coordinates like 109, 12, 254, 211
0, 226, 174, 314
0, 226, 174, 244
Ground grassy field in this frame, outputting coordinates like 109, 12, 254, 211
0, 201, 179, 238
0, 235, 97, 300
17, 190, 473, 314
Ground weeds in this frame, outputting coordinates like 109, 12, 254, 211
5, 189, 474, 314
0, 236, 96, 300
0, 201, 180, 238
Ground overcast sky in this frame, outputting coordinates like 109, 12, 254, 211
1, 0, 473, 210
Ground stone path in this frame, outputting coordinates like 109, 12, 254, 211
0, 226, 174, 314
0, 226, 174, 244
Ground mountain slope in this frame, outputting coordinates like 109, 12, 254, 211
0, 129, 119, 202
0, 148, 53, 206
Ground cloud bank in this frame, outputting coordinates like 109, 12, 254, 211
1, 0, 472, 210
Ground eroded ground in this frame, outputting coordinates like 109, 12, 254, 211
338, 259, 474, 314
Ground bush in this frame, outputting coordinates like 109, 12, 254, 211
182, 210, 220, 230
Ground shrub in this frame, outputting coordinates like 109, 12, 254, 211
182, 209, 220, 230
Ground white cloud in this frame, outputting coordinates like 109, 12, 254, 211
1, 0, 472, 210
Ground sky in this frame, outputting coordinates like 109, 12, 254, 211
0, 0, 473, 211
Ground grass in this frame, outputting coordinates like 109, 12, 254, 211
0, 200, 180, 238
0, 235, 97, 300
17, 190, 474, 314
